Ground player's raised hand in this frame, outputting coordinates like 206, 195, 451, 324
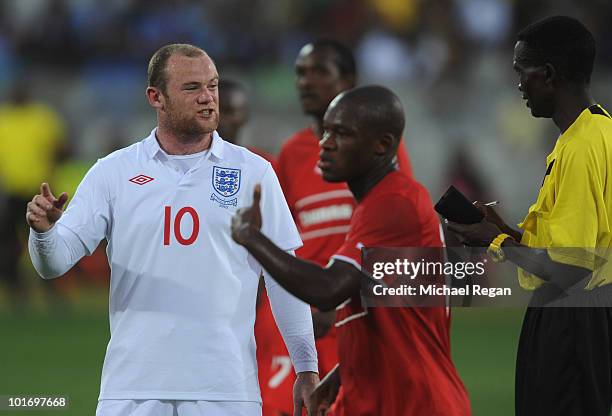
26, 183, 69, 233
231, 184, 262, 245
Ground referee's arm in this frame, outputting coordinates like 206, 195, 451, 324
447, 221, 590, 289
501, 238, 590, 288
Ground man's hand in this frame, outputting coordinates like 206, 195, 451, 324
308, 366, 340, 416
473, 201, 523, 242
446, 220, 502, 247
473, 202, 504, 227
231, 184, 262, 245
26, 183, 69, 233
293, 371, 319, 416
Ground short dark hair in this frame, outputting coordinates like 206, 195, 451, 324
311, 38, 357, 79
517, 16, 595, 84
148, 44, 206, 94
340, 85, 405, 145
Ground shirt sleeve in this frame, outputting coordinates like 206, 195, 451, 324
58, 159, 112, 255
258, 163, 302, 252
28, 159, 112, 278
547, 141, 606, 270
263, 254, 318, 374
28, 223, 90, 279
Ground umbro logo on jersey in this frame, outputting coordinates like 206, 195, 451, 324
129, 174, 154, 185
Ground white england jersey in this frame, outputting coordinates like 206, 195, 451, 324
56, 130, 303, 401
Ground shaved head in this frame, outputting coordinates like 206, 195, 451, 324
319, 85, 406, 183
331, 85, 405, 150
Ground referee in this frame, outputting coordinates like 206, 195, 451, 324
448, 16, 612, 416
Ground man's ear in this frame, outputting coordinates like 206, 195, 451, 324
146, 87, 165, 110
341, 74, 356, 91
543, 63, 556, 85
375, 133, 395, 156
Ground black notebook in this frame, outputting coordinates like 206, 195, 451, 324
434, 186, 484, 224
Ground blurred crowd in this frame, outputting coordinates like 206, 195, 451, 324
2, 0, 612, 79
2, 0, 612, 309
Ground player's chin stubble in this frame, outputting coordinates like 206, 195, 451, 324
167, 111, 217, 143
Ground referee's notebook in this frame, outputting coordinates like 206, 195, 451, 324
435, 186, 483, 224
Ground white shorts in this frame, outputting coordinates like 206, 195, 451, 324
96, 400, 262, 416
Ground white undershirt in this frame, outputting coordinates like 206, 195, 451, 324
163, 149, 209, 174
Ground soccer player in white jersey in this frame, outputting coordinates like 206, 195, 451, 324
26, 43, 319, 416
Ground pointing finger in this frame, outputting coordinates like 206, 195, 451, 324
252, 184, 261, 207
41, 183, 55, 200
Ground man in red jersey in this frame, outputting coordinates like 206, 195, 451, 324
231, 86, 470, 416
258, 39, 414, 415
279, 39, 412, 266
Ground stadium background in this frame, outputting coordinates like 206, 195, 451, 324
1, 0, 611, 414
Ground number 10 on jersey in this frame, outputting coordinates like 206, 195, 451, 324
163, 206, 200, 245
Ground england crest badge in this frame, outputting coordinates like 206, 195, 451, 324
211, 166, 241, 207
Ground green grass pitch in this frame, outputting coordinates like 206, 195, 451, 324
0, 302, 522, 415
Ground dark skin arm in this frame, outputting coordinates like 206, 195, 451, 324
231, 185, 362, 312
312, 310, 335, 338
447, 204, 590, 288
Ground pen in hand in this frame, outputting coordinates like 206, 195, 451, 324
470, 200, 500, 207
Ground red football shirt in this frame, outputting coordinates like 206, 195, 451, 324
330, 171, 470, 416
278, 127, 413, 267
256, 128, 413, 414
